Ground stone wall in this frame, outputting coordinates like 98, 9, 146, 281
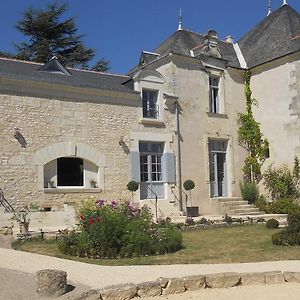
0, 90, 140, 209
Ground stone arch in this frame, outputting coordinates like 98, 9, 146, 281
34, 142, 106, 190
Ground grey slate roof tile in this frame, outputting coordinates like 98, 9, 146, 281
238, 5, 300, 68
0, 58, 135, 94
154, 29, 241, 68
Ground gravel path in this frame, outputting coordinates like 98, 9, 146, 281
1, 247, 300, 289
0, 235, 300, 299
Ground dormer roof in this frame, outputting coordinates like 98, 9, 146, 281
38, 56, 71, 75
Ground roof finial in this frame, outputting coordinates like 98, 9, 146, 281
267, 0, 272, 16
282, 0, 288, 5
178, 8, 182, 31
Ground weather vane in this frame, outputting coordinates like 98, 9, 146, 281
178, 8, 182, 31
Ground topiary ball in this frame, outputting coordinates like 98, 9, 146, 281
266, 218, 279, 229
183, 179, 195, 191
127, 181, 139, 192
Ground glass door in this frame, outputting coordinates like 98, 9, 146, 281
209, 140, 228, 197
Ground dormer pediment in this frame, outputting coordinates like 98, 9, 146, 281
132, 69, 165, 84
38, 56, 71, 76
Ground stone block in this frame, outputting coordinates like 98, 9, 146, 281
100, 283, 137, 300
156, 277, 169, 288
240, 272, 266, 285
36, 269, 67, 297
72, 289, 101, 300
163, 278, 186, 295
265, 271, 285, 284
205, 272, 240, 288
283, 272, 300, 283
137, 281, 162, 298
183, 275, 205, 291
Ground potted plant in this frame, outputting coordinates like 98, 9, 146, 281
127, 181, 139, 199
183, 179, 197, 217
11, 204, 39, 234
47, 180, 55, 188
90, 180, 97, 188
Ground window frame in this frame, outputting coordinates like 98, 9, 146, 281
142, 89, 159, 119
209, 76, 220, 114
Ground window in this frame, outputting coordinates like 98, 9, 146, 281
142, 89, 159, 119
57, 157, 83, 186
44, 157, 99, 188
209, 77, 220, 114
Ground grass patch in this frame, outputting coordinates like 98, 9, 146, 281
13, 225, 300, 266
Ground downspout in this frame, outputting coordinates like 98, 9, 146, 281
175, 100, 183, 213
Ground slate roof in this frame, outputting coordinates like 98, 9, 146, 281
0, 57, 135, 94
238, 5, 300, 68
154, 29, 241, 68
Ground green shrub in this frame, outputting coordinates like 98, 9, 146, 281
287, 210, 300, 232
127, 181, 139, 192
272, 210, 300, 246
263, 163, 299, 200
272, 230, 300, 246
224, 214, 233, 224
183, 180, 195, 191
255, 195, 267, 212
240, 181, 259, 204
58, 200, 182, 258
267, 198, 300, 215
266, 218, 279, 229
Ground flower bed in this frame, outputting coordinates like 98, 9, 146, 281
58, 200, 182, 258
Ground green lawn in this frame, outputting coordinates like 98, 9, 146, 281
13, 224, 300, 266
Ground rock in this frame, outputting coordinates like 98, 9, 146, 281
137, 281, 161, 298
183, 275, 205, 291
36, 269, 67, 297
100, 283, 137, 300
205, 272, 240, 288
71, 289, 101, 300
163, 278, 186, 295
284, 272, 300, 283
240, 272, 266, 285
156, 277, 169, 289
265, 271, 285, 284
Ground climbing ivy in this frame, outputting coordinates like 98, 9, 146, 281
237, 70, 269, 183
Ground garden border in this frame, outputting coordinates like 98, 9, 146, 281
68, 270, 300, 299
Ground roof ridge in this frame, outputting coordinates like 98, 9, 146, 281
67, 67, 129, 78
0, 56, 43, 66
0, 56, 129, 79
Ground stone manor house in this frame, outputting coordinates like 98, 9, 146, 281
0, 3, 299, 217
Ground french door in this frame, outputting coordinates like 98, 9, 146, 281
139, 142, 164, 199
209, 140, 228, 197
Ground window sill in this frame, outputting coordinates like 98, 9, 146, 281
44, 188, 102, 194
207, 112, 228, 119
140, 118, 165, 125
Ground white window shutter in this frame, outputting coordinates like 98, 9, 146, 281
130, 151, 140, 182
162, 152, 176, 183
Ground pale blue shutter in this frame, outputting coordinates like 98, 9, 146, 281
130, 151, 140, 182
162, 153, 176, 183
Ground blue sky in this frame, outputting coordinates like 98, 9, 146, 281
1, 0, 300, 74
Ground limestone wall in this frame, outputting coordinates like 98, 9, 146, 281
251, 53, 300, 168
0, 87, 140, 209
155, 56, 247, 214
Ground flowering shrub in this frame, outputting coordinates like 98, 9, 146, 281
58, 200, 182, 258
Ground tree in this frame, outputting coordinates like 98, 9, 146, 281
237, 70, 269, 183
91, 58, 110, 72
11, 3, 95, 68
